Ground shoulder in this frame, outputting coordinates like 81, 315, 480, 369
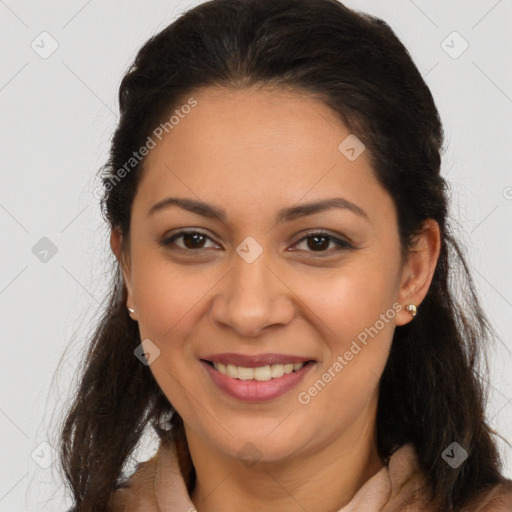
108, 454, 160, 511
469, 479, 512, 511
386, 445, 512, 512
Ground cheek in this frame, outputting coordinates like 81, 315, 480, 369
298, 288, 396, 427
298, 257, 399, 344
294, 256, 399, 402
131, 253, 215, 341
131, 260, 206, 412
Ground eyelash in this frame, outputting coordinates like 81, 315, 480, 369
159, 230, 354, 256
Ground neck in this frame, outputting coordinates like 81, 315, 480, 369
187, 395, 384, 512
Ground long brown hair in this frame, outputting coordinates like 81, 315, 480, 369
56, 1, 508, 510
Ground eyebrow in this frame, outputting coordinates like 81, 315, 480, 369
147, 196, 369, 223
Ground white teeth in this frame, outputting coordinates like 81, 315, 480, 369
226, 364, 238, 378
270, 364, 284, 378
237, 366, 254, 380
283, 363, 293, 374
212, 361, 306, 380
254, 366, 272, 381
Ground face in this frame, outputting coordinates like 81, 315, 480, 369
113, 86, 424, 464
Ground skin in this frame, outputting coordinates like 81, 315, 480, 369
111, 85, 441, 512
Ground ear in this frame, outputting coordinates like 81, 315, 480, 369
110, 228, 137, 319
395, 218, 441, 326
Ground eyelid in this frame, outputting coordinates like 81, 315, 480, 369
292, 228, 353, 246
160, 228, 220, 249
160, 228, 355, 254
290, 230, 354, 255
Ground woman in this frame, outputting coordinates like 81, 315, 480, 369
59, 0, 512, 510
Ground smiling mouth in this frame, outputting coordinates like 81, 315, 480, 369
202, 360, 314, 381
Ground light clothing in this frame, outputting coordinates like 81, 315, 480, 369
108, 439, 512, 511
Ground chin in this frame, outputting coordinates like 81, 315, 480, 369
207, 428, 310, 465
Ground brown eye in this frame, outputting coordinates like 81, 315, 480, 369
160, 230, 353, 256
292, 232, 353, 255
160, 231, 217, 250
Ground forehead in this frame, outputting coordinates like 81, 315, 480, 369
144, 86, 357, 172
134, 86, 394, 226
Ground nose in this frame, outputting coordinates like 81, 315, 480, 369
209, 251, 295, 338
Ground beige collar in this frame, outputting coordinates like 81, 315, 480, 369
109, 440, 435, 511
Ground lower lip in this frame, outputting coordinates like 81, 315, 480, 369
201, 360, 314, 402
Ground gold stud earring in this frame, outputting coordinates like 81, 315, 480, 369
405, 304, 417, 317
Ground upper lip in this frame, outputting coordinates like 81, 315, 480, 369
201, 353, 314, 368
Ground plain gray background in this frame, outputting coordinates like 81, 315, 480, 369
1, 1, 511, 510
